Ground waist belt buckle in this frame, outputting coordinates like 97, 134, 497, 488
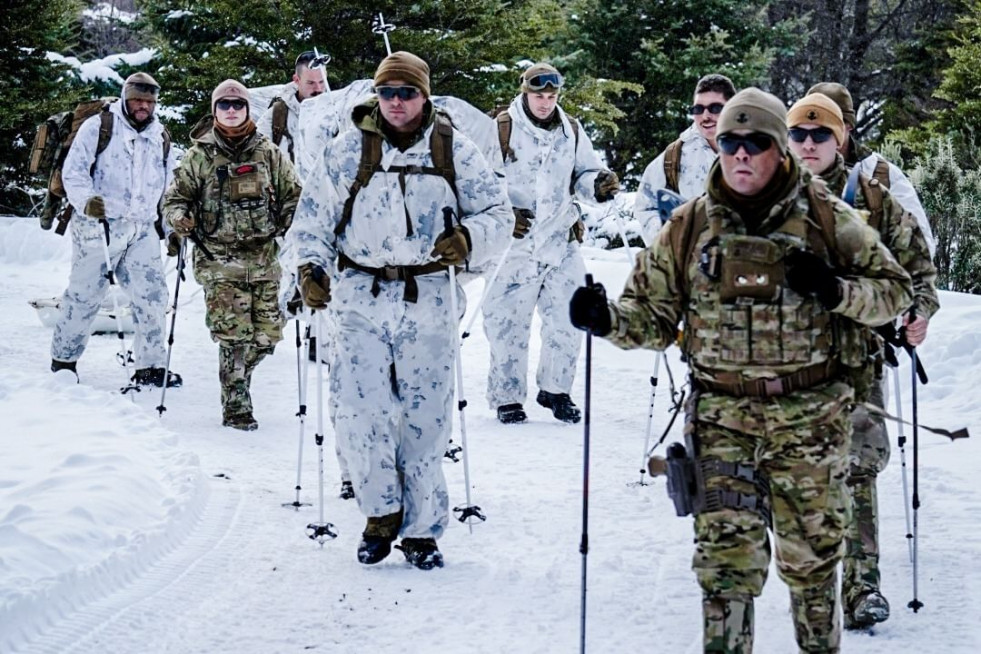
380, 266, 400, 281
763, 378, 785, 397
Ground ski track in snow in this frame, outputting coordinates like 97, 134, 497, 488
2, 220, 980, 653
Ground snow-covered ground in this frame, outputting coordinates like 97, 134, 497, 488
1, 215, 978, 653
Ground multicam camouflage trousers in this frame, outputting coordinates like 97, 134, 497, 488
692, 381, 853, 654
844, 377, 889, 610
203, 279, 283, 419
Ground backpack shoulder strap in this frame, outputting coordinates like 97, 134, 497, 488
269, 98, 291, 146
873, 157, 890, 189
805, 176, 840, 266
431, 111, 457, 199
335, 130, 383, 237
566, 113, 581, 194
663, 139, 683, 193
495, 111, 515, 163
96, 107, 113, 156
859, 174, 885, 232
668, 198, 705, 297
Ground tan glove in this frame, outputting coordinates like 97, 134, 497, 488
171, 214, 195, 237
512, 208, 534, 239
593, 170, 620, 203
84, 196, 106, 220
166, 232, 182, 257
569, 218, 585, 243
430, 226, 470, 266
298, 263, 331, 309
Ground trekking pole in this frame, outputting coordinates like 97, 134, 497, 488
442, 208, 485, 532
460, 238, 515, 340
156, 237, 186, 415
891, 364, 914, 563
635, 353, 663, 485
906, 310, 924, 612
579, 273, 595, 654
100, 220, 140, 395
306, 311, 337, 544
284, 317, 313, 510
371, 13, 396, 55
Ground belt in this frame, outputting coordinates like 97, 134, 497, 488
338, 253, 448, 303
697, 360, 839, 398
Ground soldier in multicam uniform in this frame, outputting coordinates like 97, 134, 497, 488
481, 62, 618, 426
787, 93, 939, 629
570, 88, 913, 653
51, 72, 181, 388
288, 52, 511, 569
163, 79, 301, 430
634, 73, 737, 245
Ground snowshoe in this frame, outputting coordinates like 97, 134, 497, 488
536, 390, 581, 424
132, 366, 183, 388
845, 590, 890, 629
223, 412, 258, 431
339, 480, 355, 500
497, 403, 527, 424
396, 538, 444, 570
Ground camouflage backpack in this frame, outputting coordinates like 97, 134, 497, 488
267, 97, 295, 163
662, 139, 683, 193
28, 97, 171, 236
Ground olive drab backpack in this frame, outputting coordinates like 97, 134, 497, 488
334, 109, 457, 237
662, 139, 683, 193
28, 97, 171, 235
490, 105, 580, 172
267, 97, 295, 163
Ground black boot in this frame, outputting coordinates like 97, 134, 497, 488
132, 367, 183, 388
51, 359, 79, 382
497, 403, 527, 424
396, 538, 444, 570
536, 390, 581, 424
357, 510, 403, 565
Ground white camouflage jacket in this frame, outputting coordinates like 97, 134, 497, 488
256, 81, 303, 173
63, 100, 177, 225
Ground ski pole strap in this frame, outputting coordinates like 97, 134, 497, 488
188, 232, 215, 260
876, 323, 928, 383
861, 401, 970, 441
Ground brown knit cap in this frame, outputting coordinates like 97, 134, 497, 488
716, 88, 789, 153
807, 82, 855, 127
373, 51, 431, 97
520, 62, 563, 93
787, 93, 845, 145
211, 79, 251, 115
123, 72, 160, 102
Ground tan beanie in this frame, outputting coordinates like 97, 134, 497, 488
717, 88, 789, 153
211, 79, 251, 114
123, 72, 160, 102
787, 93, 845, 145
373, 51, 431, 97
520, 62, 563, 92
807, 82, 855, 127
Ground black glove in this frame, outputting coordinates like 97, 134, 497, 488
570, 282, 612, 336
784, 249, 843, 309
594, 170, 620, 203
512, 208, 534, 239
165, 232, 182, 257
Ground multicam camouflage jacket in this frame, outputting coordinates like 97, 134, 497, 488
606, 158, 913, 390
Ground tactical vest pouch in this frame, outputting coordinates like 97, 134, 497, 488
718, 235, 784, 303
228, 162, 265, 207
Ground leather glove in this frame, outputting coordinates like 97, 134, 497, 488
84, 195, 106, 220
298, 263, 331, 309
513, 208, 534, 239
431, 226, 470, 266
569, 218, 585, 243
570, 281, 612, 336
171, 214, 195, 237
784, 249, 843, 309
166, 232, 182, 257
594, 170, 620, 203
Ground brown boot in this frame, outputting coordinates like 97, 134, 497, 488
357, 509, 403, 565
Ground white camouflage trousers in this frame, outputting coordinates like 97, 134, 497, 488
482, 245, 585, 408
51, 218, 168, 368
328, 270, 462, 539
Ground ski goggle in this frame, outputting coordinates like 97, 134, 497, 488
716, 133, 774, 156
376, 86, 421, 101
524, 72, 564, 91
788, 126, 836, 144
688, 102, 725, 115
215, 99, 248, 111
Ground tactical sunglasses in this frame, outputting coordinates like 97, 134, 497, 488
716, 133, 774, 156
525, 72, 564, 91
689, 102, 724, 115
788, 126, 836, 144
216, 99, 248, 111
376, 86, 421, 101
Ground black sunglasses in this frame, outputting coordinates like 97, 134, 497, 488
716, 133, 774, 156
788, 126, 836, 144
689, 103, 725, 115
216, 99, 247, 111
376, 86, 421, 101
525, 72, 564, 91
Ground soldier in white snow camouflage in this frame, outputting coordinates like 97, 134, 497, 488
481, 62, 617, 426
50, 72, 180, 388
288, 51, 511, 569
